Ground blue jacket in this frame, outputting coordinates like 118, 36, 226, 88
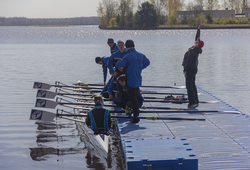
107, 49, 127, 74
116, 48, 150, 88
100, 77, 117, 95
86, 104, 111, 131
101, 56, 110, 83
110, 43, 119, 54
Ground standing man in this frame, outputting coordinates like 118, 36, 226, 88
182, 24, 204, 108
107, 38, 119, 54
107, 40, 127, 98
86, 95, 111, 134
95, 56, 110, 86
116, 40, 150, 123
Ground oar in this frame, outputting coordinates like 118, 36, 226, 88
30, 109, 205, 122
36, 90, 92, 99
37, 90, 187, 104
35, 98, 189, 110
36, 89, 190, 101
73, 82, 186, 89
34, 82, 185, 91
73, 89, 192, 96
33, 82, 103, 90
143, 99, 219, 104
34, 99, 241, 114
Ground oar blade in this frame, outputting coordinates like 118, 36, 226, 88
36, 90, 56, 99
30, 109, 55, 121
33, 82, 52, 90
35, 99, 57, 109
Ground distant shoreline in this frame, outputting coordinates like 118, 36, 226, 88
100, 25, 250, 30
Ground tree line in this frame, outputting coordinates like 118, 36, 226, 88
0, 17, 100, 26
97, 0, 250, 28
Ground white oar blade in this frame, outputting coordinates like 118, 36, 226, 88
36, 90, 56, 99
33, 82, 52, 90
35, 99, 57, 109
30, 109, 55, 121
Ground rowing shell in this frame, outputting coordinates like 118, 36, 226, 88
72, 86, 109, 158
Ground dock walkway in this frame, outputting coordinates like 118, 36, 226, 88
115, 86, 250, 170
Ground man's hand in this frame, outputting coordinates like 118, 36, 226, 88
109, 94, 113, 100
184, 71, 187, 78
198, 23, 204, 29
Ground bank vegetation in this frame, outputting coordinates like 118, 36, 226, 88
97, 0, 250, 29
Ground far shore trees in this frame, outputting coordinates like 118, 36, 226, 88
97, 0, 250, 28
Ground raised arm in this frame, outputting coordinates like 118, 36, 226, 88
195, 23, 204, 41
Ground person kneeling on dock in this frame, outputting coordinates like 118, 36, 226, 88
114, 74, 144, 123
86, 95, 111, 134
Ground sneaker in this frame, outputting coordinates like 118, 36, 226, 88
188, 104, 198, 108
126, 118, 140, 124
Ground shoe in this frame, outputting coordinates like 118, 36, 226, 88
188, 103, 198, 108
126, 118, 140, 124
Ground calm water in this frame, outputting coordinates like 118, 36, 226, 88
0, 25, 250, 170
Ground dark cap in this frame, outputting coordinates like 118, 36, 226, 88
117, 40, 124, 44
93, 95, 103, 103
107, 38, 114, 43
95, 56, 101, 64
125, 40, 135, 48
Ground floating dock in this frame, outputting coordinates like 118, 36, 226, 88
115, 86, 250, 170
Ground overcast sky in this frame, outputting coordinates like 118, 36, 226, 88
0, 0, 100, 18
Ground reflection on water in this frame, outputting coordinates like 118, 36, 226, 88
29, 117, 125, 169
30, 121, 85, 161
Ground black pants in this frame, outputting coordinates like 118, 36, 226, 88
126, 86, 140, 117
186, 68, 199, 105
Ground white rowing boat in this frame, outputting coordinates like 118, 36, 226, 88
73, 107, 109, 158
72, 82, 110, 158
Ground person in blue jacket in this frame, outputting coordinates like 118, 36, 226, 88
86, 95, 111, 134
116, 40, 150, 123
107, 40, 127, 99
107, 38, 119, 54
100, 77, 117, 99
182, 24, 204, 108
95, 56, 110, 86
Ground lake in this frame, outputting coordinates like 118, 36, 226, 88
0, 25, 250, 170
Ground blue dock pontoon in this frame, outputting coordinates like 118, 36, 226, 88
115, 86, 250, 170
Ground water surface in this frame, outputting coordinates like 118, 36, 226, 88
0, 25, 249, 169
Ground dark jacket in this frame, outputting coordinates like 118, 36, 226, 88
182, 28, 202, 71
86, 104, 111, 131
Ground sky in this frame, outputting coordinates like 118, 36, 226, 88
0, 0, 100, 18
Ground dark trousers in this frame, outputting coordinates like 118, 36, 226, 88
127, 86, 140, 117
186, 68, 199, 105
116, 79, 124, 98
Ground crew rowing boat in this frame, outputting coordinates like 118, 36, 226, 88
72, 108, 109, 158
71, 84, 110, 158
